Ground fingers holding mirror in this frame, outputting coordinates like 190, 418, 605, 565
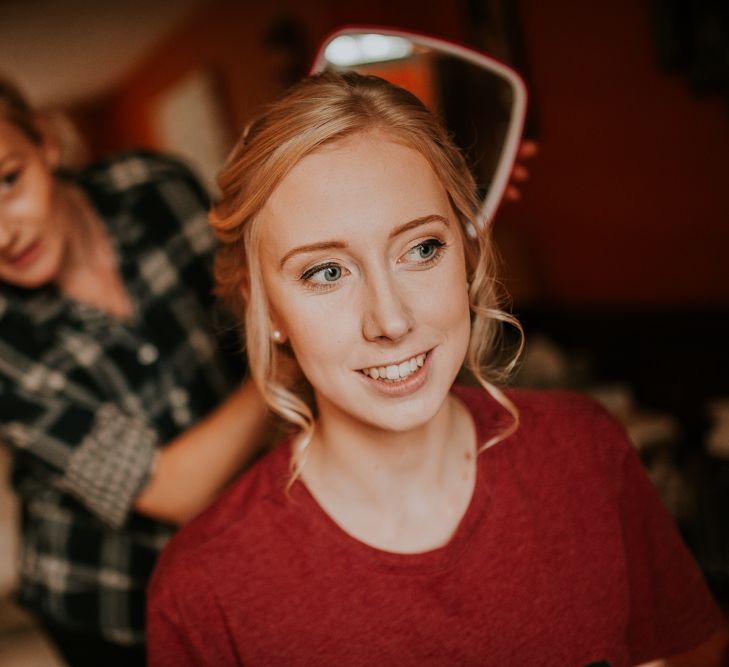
504, 139, 539, 202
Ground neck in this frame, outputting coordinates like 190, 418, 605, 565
55, 184, 103, 280
54, 184, 132, 319
304, 392, 474, 504
299, 391, 478, 553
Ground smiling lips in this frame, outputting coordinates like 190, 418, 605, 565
360, 352, 427, 383
5, 239, 41, 268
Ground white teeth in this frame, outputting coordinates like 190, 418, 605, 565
361, 353, 427, 382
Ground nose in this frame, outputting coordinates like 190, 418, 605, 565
361, 271, 413, 342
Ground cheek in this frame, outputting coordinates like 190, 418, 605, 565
10, 173, 55, 228
437, 287, 471, 364
443, 278, 470, 323
415, 254, 471, 333
265, 276, 354, 382
283, 297, 353, 376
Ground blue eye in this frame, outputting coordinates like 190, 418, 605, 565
416, 242, 436, 259
320, 266, 341, 282
302, 262, 344, 285
404, 239, 445, 263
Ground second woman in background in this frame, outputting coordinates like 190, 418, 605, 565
0, 77, 267, 666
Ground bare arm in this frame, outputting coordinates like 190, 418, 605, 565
134, 380, 268, 524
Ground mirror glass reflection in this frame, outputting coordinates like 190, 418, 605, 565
312, 30, 526, 227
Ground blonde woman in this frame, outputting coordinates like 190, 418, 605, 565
0, 77, 268, 665
148, 72, 723, 666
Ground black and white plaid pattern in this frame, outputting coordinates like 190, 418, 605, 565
0, 152, 245, 645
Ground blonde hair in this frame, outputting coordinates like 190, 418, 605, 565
0, 76, 43, 144
211, 71, 523, 475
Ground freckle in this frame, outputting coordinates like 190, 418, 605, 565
464, 451, 473, 461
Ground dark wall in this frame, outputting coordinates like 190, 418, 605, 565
495, 0, 729, 307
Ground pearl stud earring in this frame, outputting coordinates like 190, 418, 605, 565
272, 330, 282, 342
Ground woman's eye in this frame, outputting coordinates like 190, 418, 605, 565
0, 170, 21, 191
302, 263, 345, 285
403, 239, 445, 263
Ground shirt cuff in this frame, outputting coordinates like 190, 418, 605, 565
59, 403, 158, 529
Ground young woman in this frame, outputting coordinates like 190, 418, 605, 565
0, 77, 268, 665
147, 72, 724, 666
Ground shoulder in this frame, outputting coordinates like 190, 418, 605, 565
77, 151, 211, 229
78, 150, 207, 198
454, 382, 601, 415
79, 151, 214, 254
454, 384, 632, 475
510, 387, 625, 436
512, 387, 630, 454
455, 383, 624, 436
151, 441, 293, 591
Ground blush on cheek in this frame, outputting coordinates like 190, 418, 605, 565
438, 281, 471, 325
445, 291, 472, 364
281, 322, 324, 382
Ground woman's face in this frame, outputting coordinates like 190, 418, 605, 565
258, 130, 471, 434
0, 118, 66, 288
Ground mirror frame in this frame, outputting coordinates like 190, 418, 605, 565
310, 25, 528, 229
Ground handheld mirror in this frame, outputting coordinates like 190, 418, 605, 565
310, 26, 528, 230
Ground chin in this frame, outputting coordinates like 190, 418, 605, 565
379, 395, 447, 432
3, 258, 61, 290
17, 266, 59, 289
313, 346, 466, 434
341, 383, 452, 434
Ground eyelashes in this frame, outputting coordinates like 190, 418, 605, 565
298, 237, 448, 293
403, 238, 446, 265
0, 169, 21, 192
300, 262, 346, 286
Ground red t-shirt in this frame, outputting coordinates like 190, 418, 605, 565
147, 387, 720, 666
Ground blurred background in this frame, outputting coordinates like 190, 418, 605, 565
1, 0, 728, 663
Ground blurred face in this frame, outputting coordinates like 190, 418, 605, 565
0, 118, 66, 288
258, 130, 471, 434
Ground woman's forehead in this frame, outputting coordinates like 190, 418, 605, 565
262, 131, 450, 239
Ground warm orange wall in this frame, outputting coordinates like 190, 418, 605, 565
496, 0, 729, 306
356, 58, 437, 112
74, 0, 465, 155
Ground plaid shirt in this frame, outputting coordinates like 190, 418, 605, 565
0, 152, 244, 645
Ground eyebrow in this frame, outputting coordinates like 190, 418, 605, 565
388, 214, 449, 239
279, 214, 449, 269
280, 241, 348, 269
0, 154, 20, 170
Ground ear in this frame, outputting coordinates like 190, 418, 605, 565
269, 318, 288, 344
267, 305, 288, 344
241, 270, 288, 343
239, 279, 251, 303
